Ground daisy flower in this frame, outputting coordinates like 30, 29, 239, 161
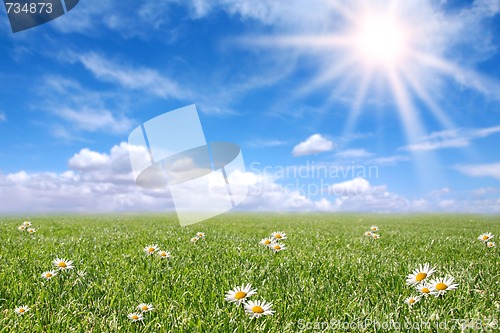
406, 264, 436, 286
190, 236, 199, 243
271, 231, 287, 240
415, 282, 434, 297
157, 250, 171, 259
18, 225, 26, 231
404, 295, 421, 306
259, 238, 273, 246
363, 231, 372, 237
429, 276, 459, 296
370, 226, 379, 231
225, 283, 257, 305
23, 221, 32, 227
27, 228, 36, 234
53, 258, 74, 270
478, 232, 494, 242
196, 232, 205, 238
487, 241, 495, 248
243, 299, 275, 318
143, 244, 158, 255
372, 233, 381, 239
127, 312, 144, 322
137, 303, 154, 312
41, 270, 57, 280
270, 242, 286, 253
14, 305, 29, 315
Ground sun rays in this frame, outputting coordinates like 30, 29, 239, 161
244, 0, 498, 148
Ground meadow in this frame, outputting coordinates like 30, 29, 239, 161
0, 214, 498, 332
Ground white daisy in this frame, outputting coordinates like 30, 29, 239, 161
478, 232, 494, 242
243, 299, 275, 318
143, 244, 159, 255
406, 264, 436, 285
404, 295, 421, 306
157, 250, 171, 259
127, 312, 144, 322
415, 282, 434, 297
363, 231, 372, 237
196, 232, 205, 238
429, 276, 459, 296
41, 270, 57, 280
137, 303, 154, 312
18, 225, 26, 231
259, 238, 273, 246
53, 258, 74, 270
14, 305, 29, 315
23, 221, 32, 227
372, 233, 381, 239
190, 236, 199, 243
487, 241, 495, 248
271, 231, 287, 240
225, 283, 257, 305
27, 228, 36, 234
370, 226, 379, 231
270, 242, 286, 253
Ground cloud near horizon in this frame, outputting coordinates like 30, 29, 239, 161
0, 144, 499, 214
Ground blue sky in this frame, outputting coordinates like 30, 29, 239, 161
0, 0, 499, 213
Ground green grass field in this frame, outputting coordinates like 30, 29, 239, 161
0, 214, 499, 332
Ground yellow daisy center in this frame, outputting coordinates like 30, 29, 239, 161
409, 299, 415, 304
415, 272, 427, 282
58, 262, 67, 268
141, 306, 149, 311
421, 287, 430, 293
46, 273, 52, 277
275, 234, 282, 239
264, 240, 271, 244
148, 247, 155, 252
161, 252, 166, 256
482, 235, 489, 240
132, 315, 139, 320
19, 308, 25, 313
252, 306, 264, 314
274, 245, 281, 250
435, 282, 447, 291
234, 291, 247, 300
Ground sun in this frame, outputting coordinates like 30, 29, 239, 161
352, 14, 408, 67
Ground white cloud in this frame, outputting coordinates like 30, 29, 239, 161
455, 162, 500, 180
247, 139, 288, 148
403, 125, 500, 151
472, 187, 498, 196
430, 187, 450, 196
368, 155, 410, 166
292, 134, 334, 156
327, 177, 371, 196
0, 111, 6, 122
404, 138, 469, 151
68, 148, 111, 170
73, 52, 186, 99
1, 144, 499, 214
36, 76, 135, 137
0, 143, 170, 213
336, 149, 374, 158
57, 107, 133, 134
